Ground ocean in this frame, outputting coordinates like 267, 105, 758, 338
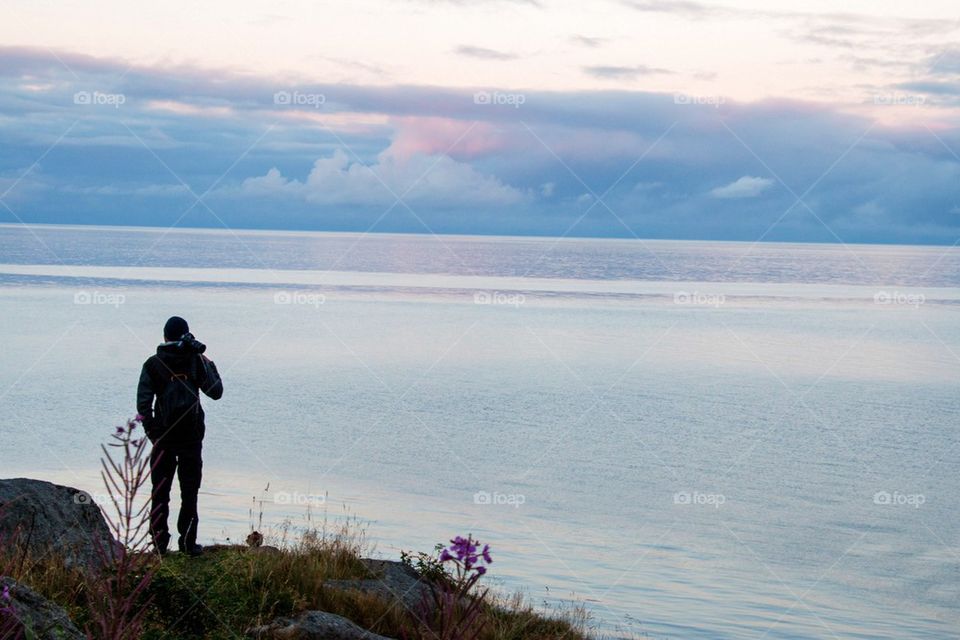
0, 224, 958, 639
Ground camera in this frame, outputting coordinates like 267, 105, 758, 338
178, 332, 207, 354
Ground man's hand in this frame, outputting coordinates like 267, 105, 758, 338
142, 415, 159, 442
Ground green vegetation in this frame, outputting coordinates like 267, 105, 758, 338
2, 523, 591, 640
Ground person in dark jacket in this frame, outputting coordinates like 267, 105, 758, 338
137, 316, 223, 556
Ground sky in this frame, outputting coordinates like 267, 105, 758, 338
1, 0, 959, 244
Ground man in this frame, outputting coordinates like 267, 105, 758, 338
137, 316, 223, 556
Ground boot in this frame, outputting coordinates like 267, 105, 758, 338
178, 536, 204, 557
153, 531, 171, 556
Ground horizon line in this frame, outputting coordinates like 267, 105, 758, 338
0, 221, 954, 249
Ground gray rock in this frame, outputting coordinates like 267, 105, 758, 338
246, 610, 395, 640
0, 478, 118, 569
324, 559, 430, 612
251, 545, 282, 556
204, 543, 282, 555
0, 577, 85, 640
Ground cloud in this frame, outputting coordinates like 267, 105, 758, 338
622, 0, 953, 37
852, 201, 884, 217
896, 81, 960, 97
840, 54, 914, 73
388, 117, 516, 160
62, 183, 190, 197
0, 46, 958, 243
621, 1, 956, 71
238, 149, 528, 207
620, 0, 720, 17
454, 46, 519, 61
710, 176, 775, 199
930, 49, 960, 75
583, 65, 673, 79
411, 0, 541, 5
307, 56, 389, 78
570, 35, 608, 48
144, 100, 236, 118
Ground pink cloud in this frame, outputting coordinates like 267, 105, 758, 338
387, 116, 517, 160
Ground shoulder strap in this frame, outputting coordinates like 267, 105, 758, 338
148, 355, 201, 390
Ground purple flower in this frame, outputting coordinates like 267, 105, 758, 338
115, 426, 125, 435
440, 534, 492, 578
449, 535, 479, 561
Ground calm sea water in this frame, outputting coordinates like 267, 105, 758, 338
1, 224, 959, 639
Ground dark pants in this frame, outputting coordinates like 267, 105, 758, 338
150, 442, 203, 550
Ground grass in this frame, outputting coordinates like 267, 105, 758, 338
478, 592, 592, 640
141, 544, 379, 639
2, 517, 592, 640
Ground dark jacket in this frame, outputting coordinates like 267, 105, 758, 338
137, 342, 223, 445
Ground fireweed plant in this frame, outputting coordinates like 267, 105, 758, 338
410, 535, 493, 640
86, 415, 162, 640
0, 582, 23, 640
0, 504, 23, 640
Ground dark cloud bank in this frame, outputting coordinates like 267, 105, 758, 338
0, 46, 958, 245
